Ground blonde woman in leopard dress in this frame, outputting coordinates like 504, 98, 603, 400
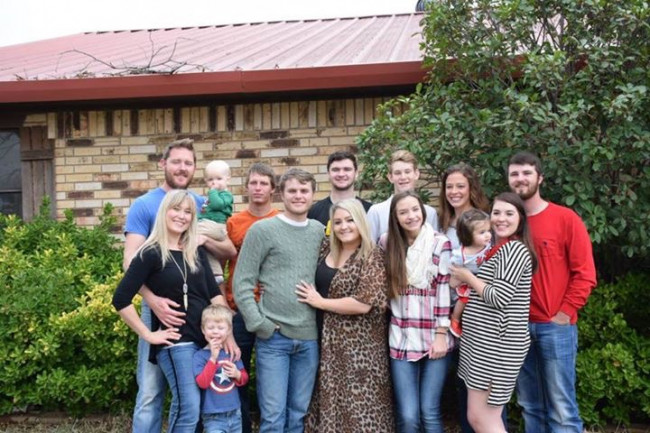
297, 199, 394, 433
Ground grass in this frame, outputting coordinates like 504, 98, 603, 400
1, 413, 647, 433
0, 415, 461, 433
0, 413, 133, 433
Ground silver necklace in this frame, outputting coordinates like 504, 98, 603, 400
169, 252, 188, 310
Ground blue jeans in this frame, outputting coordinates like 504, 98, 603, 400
233, 312, 255, 433
203, 409, 242, 433
391, 354, 452, 433
255, 331, 319, 433
133, 301, 166, 433
516, 323, 582, 433
157, 343, 201, 433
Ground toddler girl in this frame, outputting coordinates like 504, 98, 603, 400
450, 209, 492, 337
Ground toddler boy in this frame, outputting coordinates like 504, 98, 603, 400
198, 160, 233, 283
193, 305, 249, 433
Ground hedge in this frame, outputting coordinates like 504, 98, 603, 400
0, 203, 136, 415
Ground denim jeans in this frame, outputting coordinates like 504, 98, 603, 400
203, 409, 242, 433
255, 331, 319, 433
133, 301, 166, 433
391, 354, 452, 433
232, 312, 255, 433
516, 323, 582, 433
157, 343, 202, 433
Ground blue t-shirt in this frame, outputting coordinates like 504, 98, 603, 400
192, 348, 245, 414
124, 187, 205, 237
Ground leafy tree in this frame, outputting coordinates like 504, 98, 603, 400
358, 0, 650, 279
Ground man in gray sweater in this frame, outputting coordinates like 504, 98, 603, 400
234, 168, 324, 433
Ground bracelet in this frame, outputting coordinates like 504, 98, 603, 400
435, 331, 447, 335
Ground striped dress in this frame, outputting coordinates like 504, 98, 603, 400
457, 239, 532, 406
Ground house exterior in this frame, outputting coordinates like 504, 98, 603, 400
0, 13, 426, 230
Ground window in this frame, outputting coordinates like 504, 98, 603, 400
0, 131, 22, 216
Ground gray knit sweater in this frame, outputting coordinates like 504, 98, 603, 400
233, 216, 324, 340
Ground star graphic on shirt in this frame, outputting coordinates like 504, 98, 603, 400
215, 368, 230, 385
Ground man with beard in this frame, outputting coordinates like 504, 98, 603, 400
123, 138, 236, 433
508, 151, 596, 433
307, 151, 372, 232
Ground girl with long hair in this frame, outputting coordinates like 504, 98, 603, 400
451, 192, 537, 433
439, 162, 493, 433
438, 163, 489, 249
385, 191, 455, 433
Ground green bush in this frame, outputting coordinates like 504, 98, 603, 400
0, 203, 136, 415
504, 275, 650, 430
576, 273, 650, 427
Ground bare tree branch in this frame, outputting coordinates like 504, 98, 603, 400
56, 37, 210, 78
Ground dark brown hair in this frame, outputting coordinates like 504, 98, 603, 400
492, 192, 538, 272
456, 208, 490, 247
327, 150, 358, 171
508, 151, 543, 176
385, 190, 427, 299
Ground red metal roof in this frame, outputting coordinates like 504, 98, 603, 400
0, 14, 426, 104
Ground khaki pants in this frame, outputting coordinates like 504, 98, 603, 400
197, 219, 227, 276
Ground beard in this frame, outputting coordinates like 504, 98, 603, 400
512, 181, 539, 200
165, 169, 193, 189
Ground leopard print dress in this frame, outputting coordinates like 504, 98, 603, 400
305, 245, 395, 433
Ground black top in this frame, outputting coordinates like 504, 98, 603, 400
113, 246, 219, 360
308, 196, 373, 227
314, 258, 338, 340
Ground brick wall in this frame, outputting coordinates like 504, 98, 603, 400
22, 97, 407, 231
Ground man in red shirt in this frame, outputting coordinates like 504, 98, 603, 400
224, 162, 279, 433
508, 151, 597, 433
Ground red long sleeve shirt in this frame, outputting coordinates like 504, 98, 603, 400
195, 359, 249, 389
528, 202, 597, 324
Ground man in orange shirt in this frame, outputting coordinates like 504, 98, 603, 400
224, 162, 279, 433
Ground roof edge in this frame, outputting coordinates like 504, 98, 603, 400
0, 63, 427, 105
89, 12, 424, 36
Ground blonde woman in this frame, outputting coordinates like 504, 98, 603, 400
297, 199, 394, 433
112, 189, 231, 433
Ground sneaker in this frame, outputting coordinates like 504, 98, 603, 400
450, 318, 462, 338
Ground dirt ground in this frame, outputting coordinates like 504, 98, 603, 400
0, 413, 648, 433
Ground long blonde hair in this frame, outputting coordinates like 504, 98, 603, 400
328, 199, 374, 262
139, 189, 200, 273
